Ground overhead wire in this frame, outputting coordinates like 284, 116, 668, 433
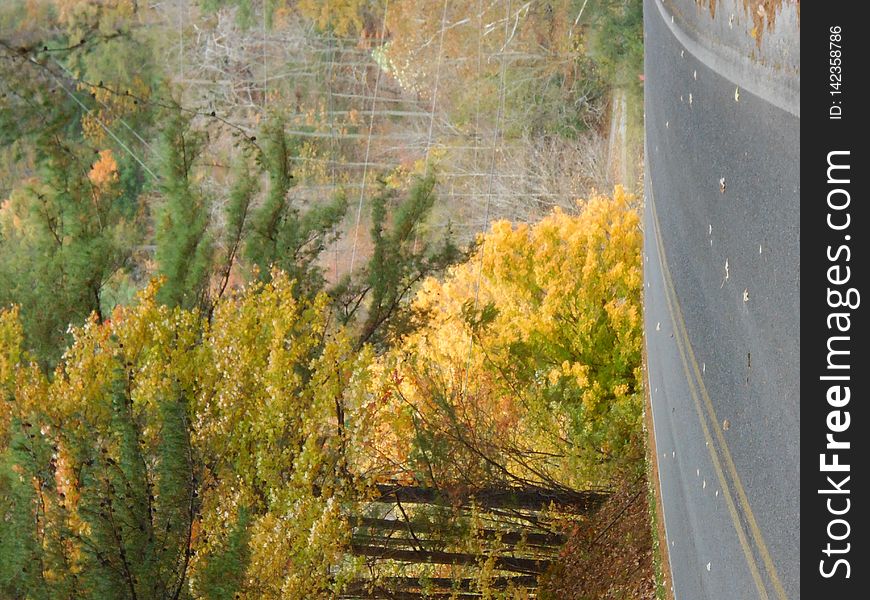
462, 0, 512, 400
347, 0, 391, 276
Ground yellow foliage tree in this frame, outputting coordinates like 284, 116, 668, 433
377, 186, 643, 489
296, 0, 370, 37
0, 273, 375, 599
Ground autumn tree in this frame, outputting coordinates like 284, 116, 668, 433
335, 188, 639, 597
0, 287, 203, 599
0, 272, 381, 599
374, 186, 643, 494
0, 141, 136, 366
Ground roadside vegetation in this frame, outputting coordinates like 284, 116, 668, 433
1, 1, 650, 597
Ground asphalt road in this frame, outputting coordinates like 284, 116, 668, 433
643, 0, 800, 598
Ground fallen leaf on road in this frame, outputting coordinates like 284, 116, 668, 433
719, 177, 726, 192
735, 87, 740, 102
706, 562, 711, 571
743, 288, 749, 302
723, 419, 731, 431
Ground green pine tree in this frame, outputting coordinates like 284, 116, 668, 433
245, 116, 348, 298
0, 138, 134, 367
336, 173, 462, 349
154, 109, 214, 311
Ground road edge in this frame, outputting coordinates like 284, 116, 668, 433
642, 340, 676, 600
653, 0, 799, 117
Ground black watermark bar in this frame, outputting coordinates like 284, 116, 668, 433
803, 2, 868, 595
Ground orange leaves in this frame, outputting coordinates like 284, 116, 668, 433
87, 149, 119, 187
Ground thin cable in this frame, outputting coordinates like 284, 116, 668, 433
262, 0, 268, 108
423, 0, 450, 173
462, 0, 511, 399
323, 0, 341, 281
39, 58, 157, 180
473, 0, 484, 168
347, 0, 390, 276
51, 59, 153, 151
178, 0, 184, 102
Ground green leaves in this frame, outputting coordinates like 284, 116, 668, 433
245, 116, 348, 299
344, 173, 462, 349
155, 109, 214, 311
0, 140, 135, 367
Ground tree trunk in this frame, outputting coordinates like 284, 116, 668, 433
355, 516, 567, 547
374, 483, 608, 513
340, 590, 482, 600
349, 544, 550, 574
345, 575, 538, 593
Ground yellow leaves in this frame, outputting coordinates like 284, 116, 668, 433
381, 186, 643, 483
446, 186, 639, 346
0, 307, 25, 440
547, 368, 562, 386
297, 0, 365, 37
2, 263, 377, 597
561, 361, 590, 389
0, 307, 24, 387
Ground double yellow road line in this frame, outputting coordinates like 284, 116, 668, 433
646, 176, 788, 600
